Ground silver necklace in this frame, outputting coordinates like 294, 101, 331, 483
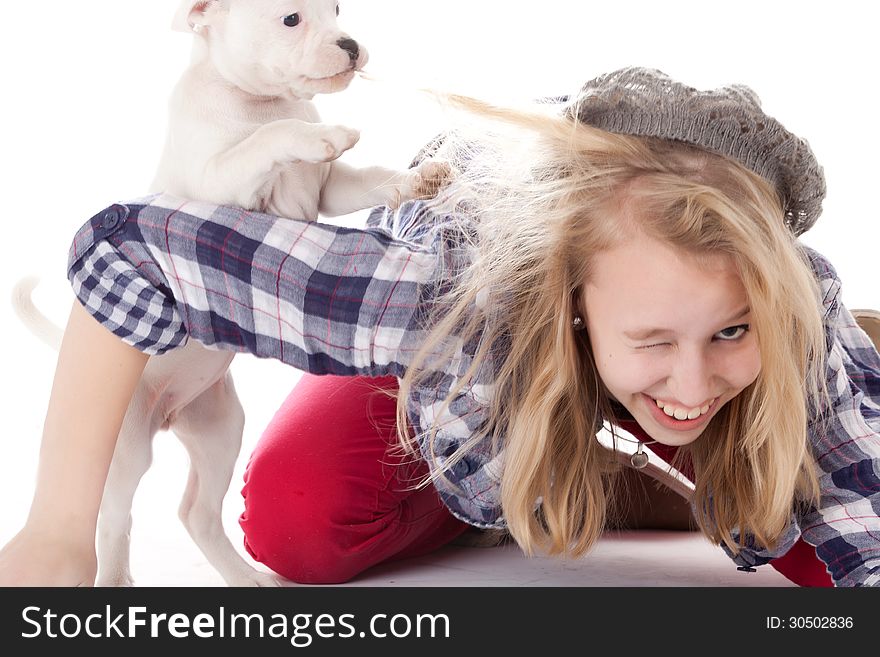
614, 433, 659, 469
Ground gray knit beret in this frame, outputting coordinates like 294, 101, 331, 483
563, 67, 826, 235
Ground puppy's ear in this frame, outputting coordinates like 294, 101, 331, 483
172, 0, 225, 33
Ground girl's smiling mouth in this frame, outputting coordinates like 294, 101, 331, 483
642, 393, 719, 431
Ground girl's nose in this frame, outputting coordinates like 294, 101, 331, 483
667, 349, 716, 408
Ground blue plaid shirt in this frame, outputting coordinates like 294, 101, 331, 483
68, 194, 880, 586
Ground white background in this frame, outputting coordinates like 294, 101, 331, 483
0, 1, 877, 580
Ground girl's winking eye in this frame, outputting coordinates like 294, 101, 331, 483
637, 324, 751, 350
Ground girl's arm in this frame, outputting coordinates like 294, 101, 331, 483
66, 195, 455, 376
799, 300, 880, 587
796, 248, 880, 587
0, 301, 148, 586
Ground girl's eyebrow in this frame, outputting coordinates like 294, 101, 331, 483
622, 306, 751, 341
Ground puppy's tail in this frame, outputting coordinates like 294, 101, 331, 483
11, 277, 64, 351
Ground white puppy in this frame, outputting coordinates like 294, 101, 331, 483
14, 0, 445, 587
158, 0, 440, 218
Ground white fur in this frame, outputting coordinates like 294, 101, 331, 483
14, 0, 446, 587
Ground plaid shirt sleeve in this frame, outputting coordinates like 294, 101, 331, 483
720, 247, 880, 586
66, 194, 459, 377
796, 247, 880, 586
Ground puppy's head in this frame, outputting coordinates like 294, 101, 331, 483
173, 0, 369, 99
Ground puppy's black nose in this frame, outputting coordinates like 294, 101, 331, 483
336, 38, 360, 64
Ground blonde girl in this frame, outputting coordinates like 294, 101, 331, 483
1, 67, 877, 587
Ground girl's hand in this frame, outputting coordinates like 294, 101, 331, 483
0, 527, 97, 587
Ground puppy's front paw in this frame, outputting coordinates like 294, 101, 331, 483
300, 124, 360, 163
393, 160, 452, 208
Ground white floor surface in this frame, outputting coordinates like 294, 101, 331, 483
125, 530, 794, 588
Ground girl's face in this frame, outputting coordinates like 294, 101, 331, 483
581, 232, 762, 446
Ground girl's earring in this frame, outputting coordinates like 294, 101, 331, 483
572, 316, 585, 331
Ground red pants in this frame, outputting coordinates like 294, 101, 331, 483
238, 374, 469, 584
238, 374, 832, 586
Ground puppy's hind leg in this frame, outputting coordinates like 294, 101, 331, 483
171, 373, 279, 587
95, 382, 162, 587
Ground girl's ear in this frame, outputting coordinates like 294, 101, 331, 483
171, 0, 224, 33
571, 287, 586, 323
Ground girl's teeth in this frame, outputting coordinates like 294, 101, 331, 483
654, 397, 716, 421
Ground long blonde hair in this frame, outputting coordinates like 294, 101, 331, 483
395, 94, 828, 559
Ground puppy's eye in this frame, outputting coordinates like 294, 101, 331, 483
336, 4, 340, 16
282, 13, 301, 27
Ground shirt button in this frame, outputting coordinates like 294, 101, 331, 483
102, 209, 121, 229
